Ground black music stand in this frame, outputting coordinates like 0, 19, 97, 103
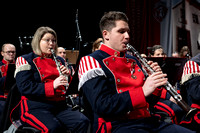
146, 57, 187, 86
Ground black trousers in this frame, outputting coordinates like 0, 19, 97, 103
111, 117, 196, 133
20, 99, 90, 133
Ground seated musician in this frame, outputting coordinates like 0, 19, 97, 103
77, 11, 194, 133
14, 26, 89, 133
0, 43, 16, 116
179, 53, 200, 131
149, 44, 185, 124
56, 46, 75, 77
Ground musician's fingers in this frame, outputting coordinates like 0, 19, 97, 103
60, 65, 65, 69
150, 62, 158, 69
147, 60, 153, 65
152, 65, 162, 72
154, 78, 168, 87
59, 75, 66, 80
151, 71, 167, 78
169, 96, 177, 104
60, 66, 70, 75
60, 80, 68, 85
60, 65, 66, 71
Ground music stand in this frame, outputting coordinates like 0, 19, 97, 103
146, 57, 187, 86
4, 63, 16, 93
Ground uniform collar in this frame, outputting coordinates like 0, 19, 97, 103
100, 44, 125, 57
2, 59, 15, 64
41, 53, 52, 58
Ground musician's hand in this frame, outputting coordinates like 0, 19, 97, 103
142, 71, 167, 97
169, 96, 177, 104
147, 61, 162, 73
53, 75, 68, 89
60, 65, 71, 76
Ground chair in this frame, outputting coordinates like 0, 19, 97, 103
0, 83, 40, 133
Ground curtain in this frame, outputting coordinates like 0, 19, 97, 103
126, 0, 161, 56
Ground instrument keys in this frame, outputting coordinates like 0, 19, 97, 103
130, 68, 135, 75
127, 59, 129, 63
131, 75, 137, 79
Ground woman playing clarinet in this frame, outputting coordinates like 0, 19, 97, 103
15, 26, 89, 133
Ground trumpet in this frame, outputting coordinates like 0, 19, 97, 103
126, 44, 197, 117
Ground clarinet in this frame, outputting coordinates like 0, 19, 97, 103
50, 48, 80, 110
126, 44, 197, 117
50, 48, 69, 89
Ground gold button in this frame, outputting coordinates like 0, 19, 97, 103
106, 61, 109, 65
117, 79, 120, 82
112, 58, 115, 61
42, 74, 44, 77
138, 69, 141, 72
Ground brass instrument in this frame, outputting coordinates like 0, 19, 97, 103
126, 44, 197, 117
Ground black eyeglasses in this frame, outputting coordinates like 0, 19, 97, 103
4, 51, 16, 54
59, 52, 66, 54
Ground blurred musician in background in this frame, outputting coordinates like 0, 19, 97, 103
92, 38, 103, 52
149, 45, 165, 57
172, 51, 180, 57
57, 46, 75, 77
180, 46, 191, 60
148, 44, 185, 124
0, 43, 16, 116
57, 47, 67, 59
14, 26, 89, 133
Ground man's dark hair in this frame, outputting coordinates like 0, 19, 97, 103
150, 45, 163, 56
99, 11, 128, 34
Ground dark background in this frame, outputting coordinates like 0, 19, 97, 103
0, 1, 126, 59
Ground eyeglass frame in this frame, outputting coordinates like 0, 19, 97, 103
3, 51, 16, 54
41, 38, 57, 43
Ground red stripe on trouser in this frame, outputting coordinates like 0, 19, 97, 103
194, 111, 200, 124
154, 102, 178, 124
20, 99, 49, 133
97, 118, 112, 133
179, 118, 193, 124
